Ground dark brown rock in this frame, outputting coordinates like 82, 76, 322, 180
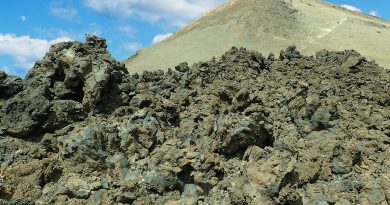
0, 37, 389, 205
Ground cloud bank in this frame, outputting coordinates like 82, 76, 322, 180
341, 5, 380, 18
152, 33, 173, 44
341, 5, 362, 12
0, 34, 72, 74
369, 11, 379, 17
83, 0, 225, 26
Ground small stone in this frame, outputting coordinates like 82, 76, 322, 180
106, 154, 129, 168
331, 155, 353, 174
182, 184, 203, 197
116, 192, 136, 204
175, 62, 190, 72
367, 188, 386, 204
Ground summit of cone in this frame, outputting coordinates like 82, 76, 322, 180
125, 0, 390, 72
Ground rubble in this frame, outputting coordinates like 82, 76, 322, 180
0, 36, 389, 204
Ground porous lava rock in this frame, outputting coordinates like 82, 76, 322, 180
1, 35, 129, 138
0, 37, 389, 205
0, 72, 22, 99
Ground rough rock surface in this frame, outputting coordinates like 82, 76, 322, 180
0, 72, 22, 99
0, 36, 389, 205
1, 35, 128, 138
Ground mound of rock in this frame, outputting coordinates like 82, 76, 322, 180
0, 35, 129, 138
0, 36, 389, 205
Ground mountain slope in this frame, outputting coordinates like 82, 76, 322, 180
125, 0, 390, 72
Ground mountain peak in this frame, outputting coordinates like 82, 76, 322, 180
125, 0, 390, 72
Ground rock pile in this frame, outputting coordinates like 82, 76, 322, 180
0, 36, 389, 205
1, 35, 128, 138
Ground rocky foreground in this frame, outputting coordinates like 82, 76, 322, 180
0, 36, 389, 205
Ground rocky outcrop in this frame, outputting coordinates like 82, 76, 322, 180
0, 37, 389, 205
0, 72, 22, 99
1, 35, 129, 138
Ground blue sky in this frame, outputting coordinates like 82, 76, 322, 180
0, 0, 388, 77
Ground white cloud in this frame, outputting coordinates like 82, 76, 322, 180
123, 43, 143, 52
83, 0, 226, 26
152, 33, 173, 44
118, 26, 138, 38
341, 5, 362, 12
340, 5, 381, 17
0, 66, 11, 74
50, 7, 78, 21
0, 34, 72, 71
19, 16, 28, 22
369, 11, 379, 17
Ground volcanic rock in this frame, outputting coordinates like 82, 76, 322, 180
1, 35, 129, 138
0, 36, 389, 205
0, 72, 22, 99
